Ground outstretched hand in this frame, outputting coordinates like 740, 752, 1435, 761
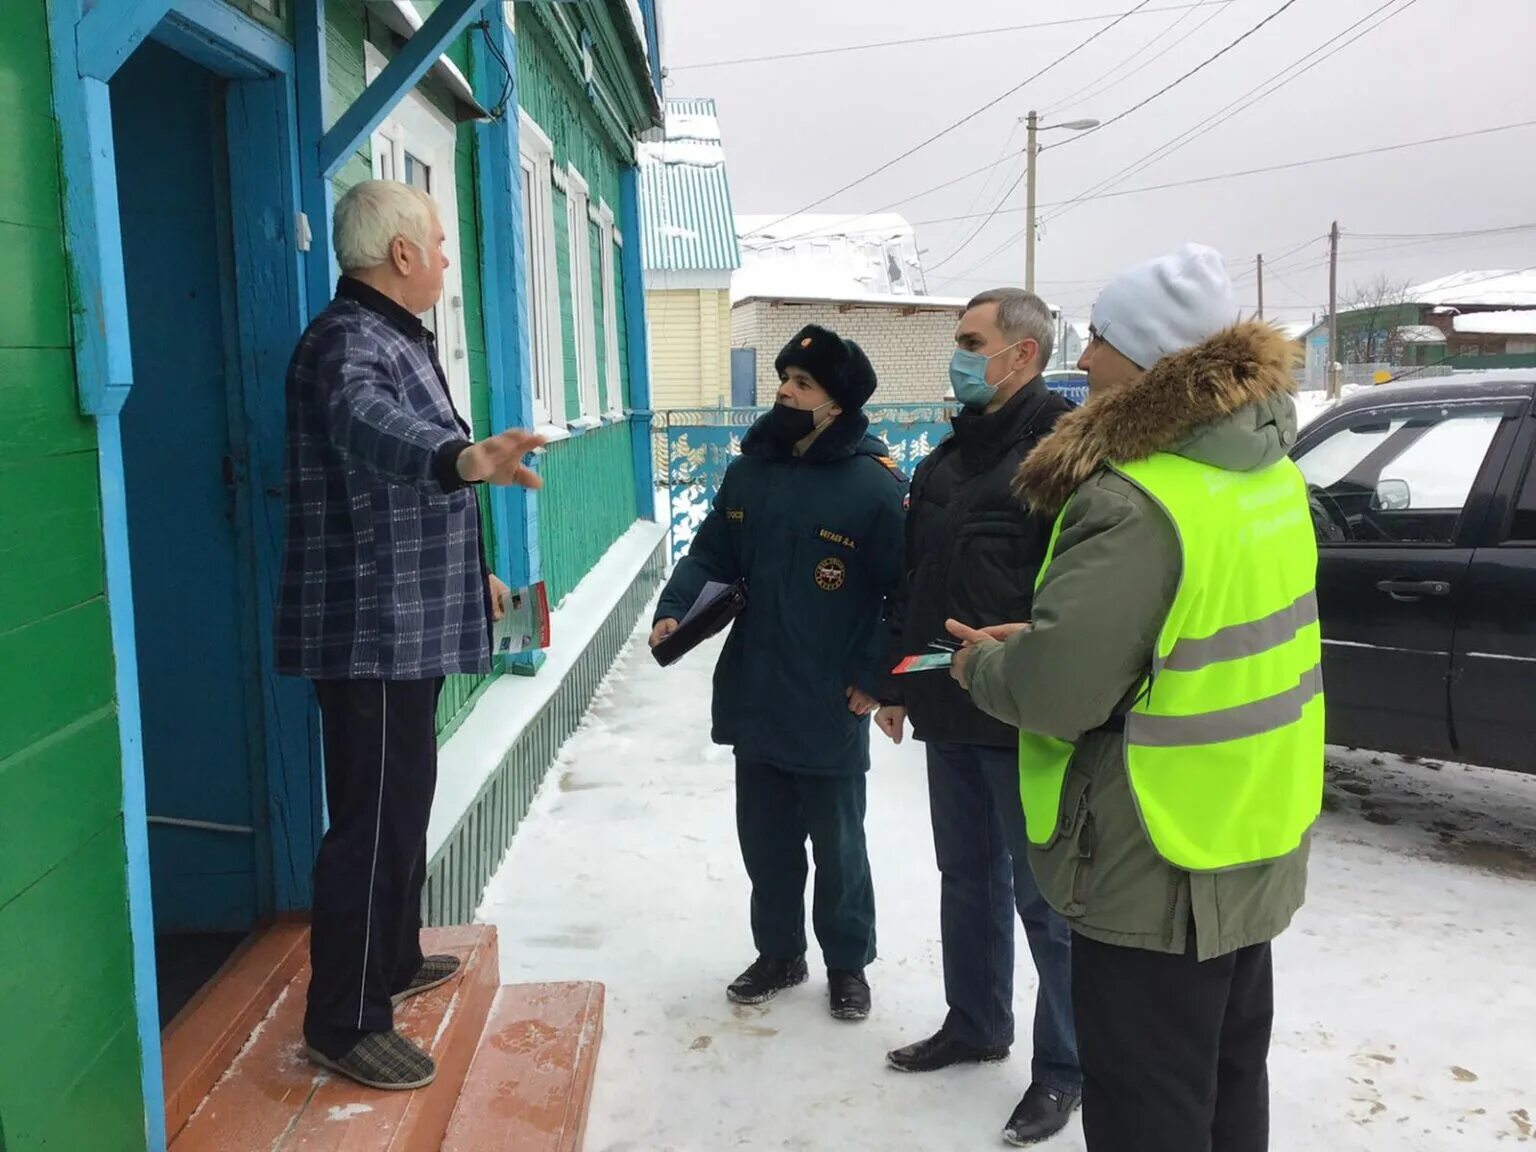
457, 428, 546, 487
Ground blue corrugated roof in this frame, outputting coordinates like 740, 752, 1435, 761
638, 97, 741, 273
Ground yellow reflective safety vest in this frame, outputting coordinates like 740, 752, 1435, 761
1017, 453, 1325, 873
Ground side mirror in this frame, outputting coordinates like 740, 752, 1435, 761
1373, 478, 1411, 511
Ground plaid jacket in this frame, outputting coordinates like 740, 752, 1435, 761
275, 279, 492, 680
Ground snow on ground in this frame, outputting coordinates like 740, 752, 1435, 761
479, 620, 1536, 1151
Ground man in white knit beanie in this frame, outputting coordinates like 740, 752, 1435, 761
947, 244, 1320, 1152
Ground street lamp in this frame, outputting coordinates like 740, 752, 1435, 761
1024, 111, 1100, 292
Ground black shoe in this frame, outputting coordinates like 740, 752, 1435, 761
1003, 1083, 1081, 1146
727, 954, 809, 1005
886, 1029, 1010, 1073
827, 968, 871, 1021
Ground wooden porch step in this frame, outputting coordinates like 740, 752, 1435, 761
441, 982, 606, 1152
162, 922, 311, 1143
169, 925, 499, 1152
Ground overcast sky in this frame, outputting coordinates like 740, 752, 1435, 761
659, 0, 1536, 321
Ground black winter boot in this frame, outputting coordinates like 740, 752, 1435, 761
827, 968, 871, 1021
726, 955, 808, 1005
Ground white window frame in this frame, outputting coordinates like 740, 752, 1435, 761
565, 165, 601, 425
518, 111, 563, 428
364, 44, 473, 427
597, 200, 624, 418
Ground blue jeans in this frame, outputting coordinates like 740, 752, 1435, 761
927, 742, 1080, 1094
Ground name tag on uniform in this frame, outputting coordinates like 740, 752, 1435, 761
816, 527, 857, 550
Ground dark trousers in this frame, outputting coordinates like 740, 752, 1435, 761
735, 759, 876, 971
927, 743, 1080, 1093
305, 678, 442, 1052
1072, 931, 1274, 1152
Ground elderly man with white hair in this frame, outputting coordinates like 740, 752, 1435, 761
276, 179, 543, 1091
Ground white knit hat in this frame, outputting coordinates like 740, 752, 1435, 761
1089, 243, 1238, 370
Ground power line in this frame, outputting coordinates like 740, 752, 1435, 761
910, 119, 1536, 234
1048, 0, 1306, 153
1264, 264, 1314, 300
1039, 0, 1230, 117
739, 0, 1160, 240
1350, 223, 1536, 241
1232, 234, 1329, 283
933, 147, 1536, 290
927, 161, 1030, 272
1040, 0, 1420, 226
738, 152, 1033, 250
668, 3, 1233, 71
946, 120, 1025, 250
927, 0, 1303, 271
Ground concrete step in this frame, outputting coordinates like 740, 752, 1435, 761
441, 982, 605, 1152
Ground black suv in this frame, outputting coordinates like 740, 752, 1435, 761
1292, 372, 1536, 774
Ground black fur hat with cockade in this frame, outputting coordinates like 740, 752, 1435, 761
773, 325, 878, 412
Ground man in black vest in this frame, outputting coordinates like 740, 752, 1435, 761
877, 289, 1081, 1146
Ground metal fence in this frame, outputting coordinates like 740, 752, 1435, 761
658, 404, 956, 560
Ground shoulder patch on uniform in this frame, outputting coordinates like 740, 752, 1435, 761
874, 455, 908, 483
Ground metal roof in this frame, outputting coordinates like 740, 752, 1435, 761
638, 98, 741, 274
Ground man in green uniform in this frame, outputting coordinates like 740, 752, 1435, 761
651, 324, 906, 1021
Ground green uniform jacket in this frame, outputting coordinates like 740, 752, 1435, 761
657, 411, 906, 775
966, 322, 1312, 961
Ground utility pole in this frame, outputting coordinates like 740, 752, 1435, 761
1025, 110, 1039, 294
1256, 253, 1264, 320
1019, 113, 1097, 295
1327, 220, 1341, 398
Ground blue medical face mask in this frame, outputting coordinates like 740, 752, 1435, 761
949, 340, 1022, 409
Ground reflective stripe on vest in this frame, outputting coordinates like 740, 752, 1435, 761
1016, 452, 1325, 872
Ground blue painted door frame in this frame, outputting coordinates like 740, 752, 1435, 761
47, 4, 315, 1147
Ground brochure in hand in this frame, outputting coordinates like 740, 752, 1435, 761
891, 651, 955, 675
494, 581, 551, 658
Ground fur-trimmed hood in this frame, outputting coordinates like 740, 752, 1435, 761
1015, 321, 1301, 515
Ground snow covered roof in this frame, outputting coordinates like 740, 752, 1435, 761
732, 213, 931, 302
732, 289, 973, 311
1407, 270, 1536, 309
638, 98, 741, 274
1274, 320, 1314, 341
1451, 309, 1536, 336
1396, 324, 1447, 344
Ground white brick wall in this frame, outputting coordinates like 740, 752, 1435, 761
730, 299, 965, 405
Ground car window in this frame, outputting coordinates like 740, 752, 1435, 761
1380, 415, 1503, 510
1295, 408, 1504, 546
1295, 419, 1406, 489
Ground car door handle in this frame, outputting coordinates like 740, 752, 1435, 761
1376, 578, 1452, 602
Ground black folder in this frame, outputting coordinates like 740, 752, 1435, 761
652, 579, 748, 667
